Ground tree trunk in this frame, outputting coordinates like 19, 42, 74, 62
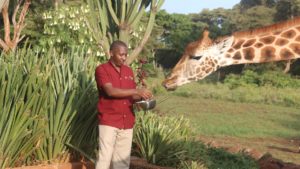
283, 60, 292, 74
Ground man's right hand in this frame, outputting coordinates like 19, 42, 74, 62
136, 88, 153, 100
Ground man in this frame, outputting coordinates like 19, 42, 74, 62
95, 40, 152, 169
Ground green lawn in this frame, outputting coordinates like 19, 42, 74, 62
151, 80, 300, 164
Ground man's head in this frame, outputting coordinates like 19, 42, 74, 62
109, 40, 128, 67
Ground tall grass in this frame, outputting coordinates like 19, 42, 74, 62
0, 47, 99, 168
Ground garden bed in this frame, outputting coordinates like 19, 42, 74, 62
8, 156, 173, 169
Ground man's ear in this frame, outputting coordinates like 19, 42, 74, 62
109, 51, 113, 58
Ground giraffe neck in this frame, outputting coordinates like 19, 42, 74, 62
220, 24, 300, 67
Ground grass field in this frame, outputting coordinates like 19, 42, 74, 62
149, 78, 300, 164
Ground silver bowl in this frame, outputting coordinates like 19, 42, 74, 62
134, 99, 156, 111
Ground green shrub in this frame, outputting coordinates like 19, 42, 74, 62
0, 47, 99, 167
132, 112, 193, 167
224, 70, 300, 89
181, 141, 258, 169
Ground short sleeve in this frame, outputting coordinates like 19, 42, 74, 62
95, 65, 111, 89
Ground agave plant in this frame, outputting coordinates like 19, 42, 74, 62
133, 112, 193, 167
0, 51, 44, 168
0, 45, 101, 167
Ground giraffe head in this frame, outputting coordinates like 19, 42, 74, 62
163, 30, 234, 90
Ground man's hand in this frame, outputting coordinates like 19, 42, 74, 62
136, 88, 152, 100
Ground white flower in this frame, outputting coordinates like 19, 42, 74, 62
70, 13, 75, 18
42, 13, 47, 19
58, 14, 65, 19
79, 38, 84, 44
87, 48, 92, 54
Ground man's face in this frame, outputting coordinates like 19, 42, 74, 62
110, 46, 128, 67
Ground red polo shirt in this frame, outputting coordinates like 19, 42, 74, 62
95, 61, 136, 129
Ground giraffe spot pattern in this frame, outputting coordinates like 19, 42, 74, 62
233, 40, 245, 49
243, 47, 255, 60
273, 31, 282, 35
255, 43, 264, 48
228, 48, 234, 53
280, 48, 294, 59
233, 51, 242, 60
189, 77, 196, 81
220, 61, 227, 65
205, 68, 213, 73
259, 36, 275, 44
261, 46, 276, 62
275, 38, 289, 46
289, 43, 300, 55
296, 26, 300, 32
225, 54, 231, 58
196, 67, 201, 73
281, 29, 296, 39
295, 35, 300, 42
242, 39, 256, 47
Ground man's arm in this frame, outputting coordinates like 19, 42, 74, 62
102, 83, 152, 100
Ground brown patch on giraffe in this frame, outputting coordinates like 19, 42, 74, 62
281, 29, 296, 39
289, 43, 300, 55
295, 35, 300, 42
259, 36, 275, 44
225, 54, 231, 58
189, 77, 196, 81
205, 68, 213, 73
275, 38, 289, 46
296, 26, 300, 32
228, 48, 234, 53
280, 48, 294, 59
242, 39, 256, 47
196, 67, 201, 73
233, 51, 242, 60
243, 47, 255, 60
233, 40, 245, 49
260, 46, 276, 62
273, 31, 282, 35
255, 43, 264, 48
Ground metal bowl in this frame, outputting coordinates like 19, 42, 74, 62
134, 99, 156, 111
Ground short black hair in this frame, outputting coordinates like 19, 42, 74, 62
109, 40, 128, 51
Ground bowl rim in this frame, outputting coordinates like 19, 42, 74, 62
135, 99, 156, 104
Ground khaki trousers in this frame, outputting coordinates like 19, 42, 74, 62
96, 125, 133, 169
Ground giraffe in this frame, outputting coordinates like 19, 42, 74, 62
162, 17, 300, 90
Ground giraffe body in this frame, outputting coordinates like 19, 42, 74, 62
163, 17, 300, 90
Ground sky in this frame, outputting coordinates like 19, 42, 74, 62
161, 0, 241, 14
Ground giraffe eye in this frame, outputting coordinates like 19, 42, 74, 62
190, 55, 202, 60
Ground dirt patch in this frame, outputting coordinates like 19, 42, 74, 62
198, 135, 300, 168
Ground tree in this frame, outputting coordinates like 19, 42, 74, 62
0, 0, 31, 52
240, 0, 262, 11
274, 0, 293, 21
86, 0, 164, 64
